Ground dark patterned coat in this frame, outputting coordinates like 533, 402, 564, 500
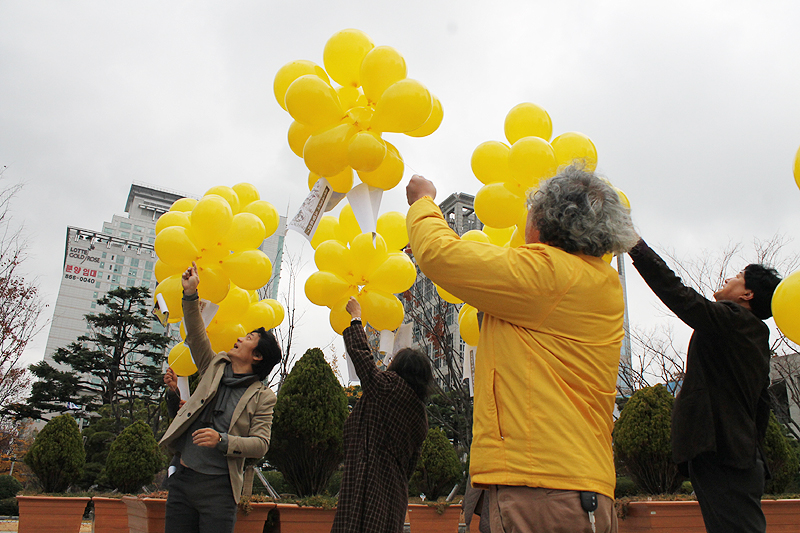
331, 322, 429, 533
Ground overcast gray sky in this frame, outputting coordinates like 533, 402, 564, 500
2, 1, 799, 379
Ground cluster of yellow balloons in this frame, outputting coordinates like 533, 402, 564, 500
151, 183, 285, 376
470, 102, 630, 247
304, 204, 416, 334
274, 28, 443, 194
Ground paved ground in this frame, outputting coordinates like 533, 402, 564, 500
0, 520, 92, 531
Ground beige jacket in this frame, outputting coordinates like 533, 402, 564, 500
159, 297, 277, 503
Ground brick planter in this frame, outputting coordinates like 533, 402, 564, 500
122, 496, 166, 533
617, 499, 800, 533
16, 496, 90, 533
275, 503, 337, 533
407, 503, 462, 533
234, 501, 277, 533
92, 497, 129, 533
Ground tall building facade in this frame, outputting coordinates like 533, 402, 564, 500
42, 182, 287, 376
402, 192, 633, 393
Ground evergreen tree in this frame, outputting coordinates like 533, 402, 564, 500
24, 414, 85, 493
409, 427, 462, 500
267, 347, 348, 497
104, 420, 163, 493
20, 286, 172, 434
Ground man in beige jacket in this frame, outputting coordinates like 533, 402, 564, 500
160, 263, 281, 533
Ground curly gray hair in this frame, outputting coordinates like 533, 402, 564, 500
527, 164, 638, 257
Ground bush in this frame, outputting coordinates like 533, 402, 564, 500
613, 385, 682, 494
267, 348, 349, 497
614, 476, 638, 498
104, 421, 163, 493
0, 497, 18, 517
409, 427, 462, 500
0, 475, 22, 500
763, 412, 800, 494
24, 414, 85, 492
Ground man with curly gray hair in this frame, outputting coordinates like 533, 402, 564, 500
406, 164, 637, 533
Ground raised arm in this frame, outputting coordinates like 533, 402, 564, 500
342, 297, 380, 389
180, 262, 216, 375
628, 239, 734, 332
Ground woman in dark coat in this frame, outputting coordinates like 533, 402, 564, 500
331, 297, 434, 533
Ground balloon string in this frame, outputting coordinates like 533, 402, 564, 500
405, 162, 420, 176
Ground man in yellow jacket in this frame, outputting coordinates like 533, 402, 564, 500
406, 165, 638, 532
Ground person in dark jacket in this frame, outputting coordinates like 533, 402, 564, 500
331, 297, 434, 533
629, 239, 781, 533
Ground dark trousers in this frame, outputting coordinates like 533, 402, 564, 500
688, 452, 766, 533
165, 464, 238, 533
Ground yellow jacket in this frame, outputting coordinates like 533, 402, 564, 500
407, 197, 622, 498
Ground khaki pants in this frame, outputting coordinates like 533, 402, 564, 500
488, 485, 617, 533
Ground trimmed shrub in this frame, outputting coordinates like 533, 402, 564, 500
0, 497, 18, 517
0, 475, 22, 500
613, 385, 682, 494
104, 421, 163, 493
614, 476, 638, 498
267, 348, 349, 497
409, 427, 462, 500
763, 412, 800, 494
24, 414, 85, 492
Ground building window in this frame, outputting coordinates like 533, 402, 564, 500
129, 270, 137, 278
111, 275, 120, 284
120, 232, 130, 239
143, 272, 152, 280
146, 237, 155, 244
91, 303, 96, 309
101, 252, 107, 259
134, 225, 144, 233
119, 222, 132, 230
130, 258, 139, 268
126, 278, 135, 287
116, 256, 125, 265
145, 261, 154, 270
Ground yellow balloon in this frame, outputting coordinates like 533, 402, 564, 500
360, 289, 404, 331
288, 120, 317, 158
154, 226, 199, 268
551, 132, 598, 171
241, 300, 276, 332
348, 131, 386, 172
154, 259, 183, 283
474, 183, 527, 229
215, 285, 251, 323
265, 299, 285, 326
311, 215, 341, 249
232, 183, 260, 210
191, 195, 234, 247
248, 290, 259, 304
309, 168, 354, 195
305, 270, 355, 307
194, 242, 230, 268
371, 79, 433, 133
169, 197, 197, 212
221, 250, 273, 290
336, 204, 362, 243
330, 297, 352, 335
336, 86, 361, 111
204, 186, 240, 215
242, 200, 280, 238
196, 265, 230, 304
346, 105, 374, 130
154, 274, 184, 323
508, 136, 557, 188
360, 45, 407, 103
483, 226, 515, 247
615, 187, 631, 211
436, 284, 463, 304
206, 321, 246, 354
462, 230, 491, 244
772, 270, 800, 344
376, 211, 408, 251
471, 141, 512, 185
368, 252, 416, 293
504, 102, 553, 144
509, 227, 526, 248
314, 239, 354, 280
168, 342, 197, 377
459, 304, 480, 345
323, 28, 375, 87
223, 213, 267, 252
303, 123, 355, 177
794, 145, 800, 192
405, 95, 443, 138
351, 232, 389, 283
274, 60, 330, 110
285, 75, 344, 129
357, 141, 404, 191
155, 211, 191, 235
